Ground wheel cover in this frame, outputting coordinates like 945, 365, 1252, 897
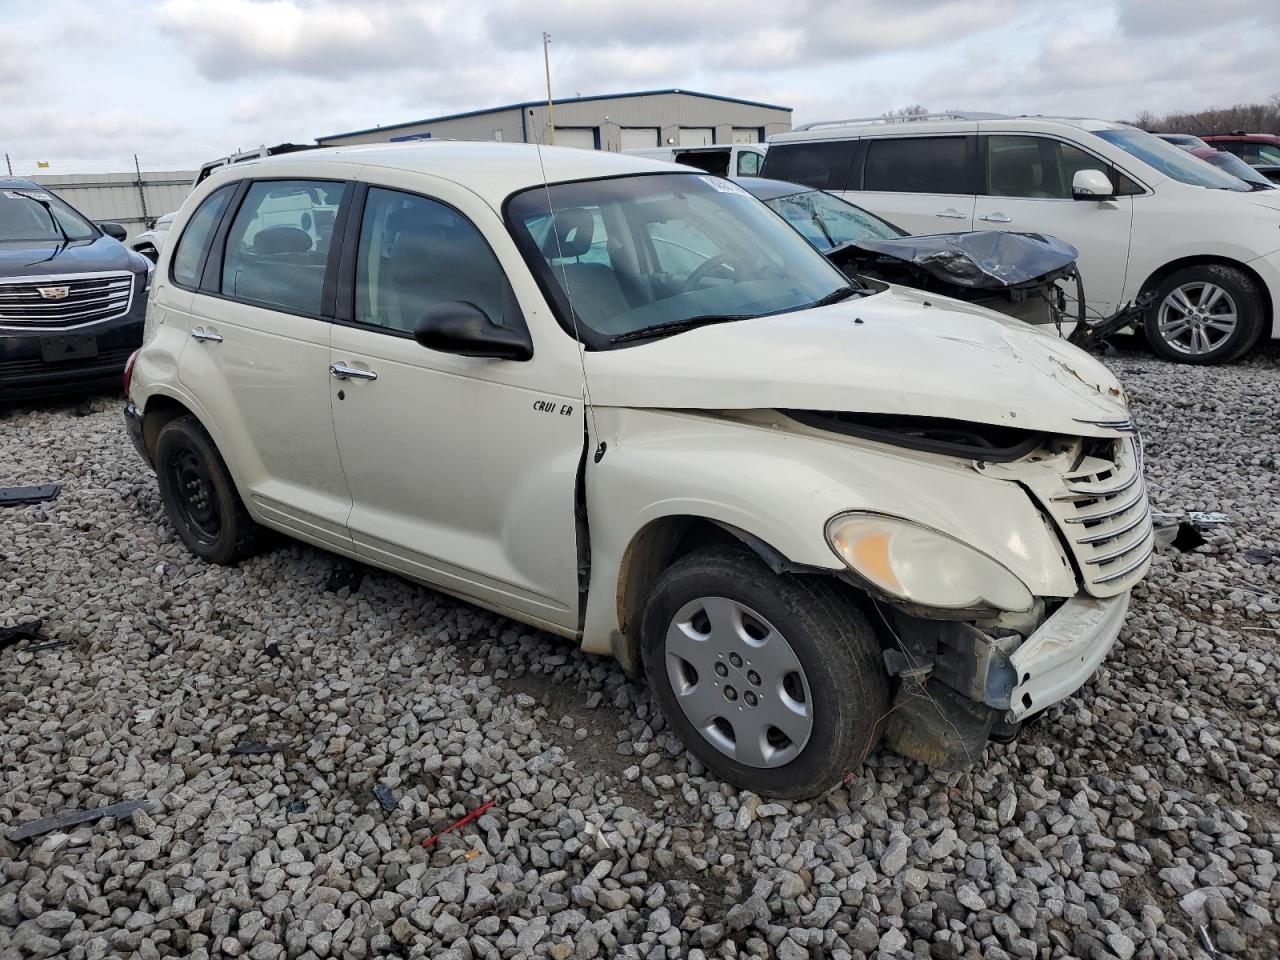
664, 596, 813, 769
167, 445, 220, 544
1156, 281, 1238, 356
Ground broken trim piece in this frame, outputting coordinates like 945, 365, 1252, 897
781, 409, 1048, 463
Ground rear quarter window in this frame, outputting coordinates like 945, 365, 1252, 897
170, 185, 234, 288
761, 140, 858, 191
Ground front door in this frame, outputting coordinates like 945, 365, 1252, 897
178, 178, 353, 548
974, 135, 1134, 316
328, 180, 583, 632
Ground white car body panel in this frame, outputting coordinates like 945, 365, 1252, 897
130, 141, 1146, 732
773, 116, 1280, 337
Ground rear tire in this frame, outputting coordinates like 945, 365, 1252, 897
640, 545, 887, 799
154, 415, 260, 564
1143, 264, 1264, 364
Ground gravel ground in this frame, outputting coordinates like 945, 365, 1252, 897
1, 338, 1278, 960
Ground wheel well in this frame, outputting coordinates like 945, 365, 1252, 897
140, 396, 194, 461
613, 516, 835, 671
1138, 256, 1273, 323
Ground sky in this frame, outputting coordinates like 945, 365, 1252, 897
1, 0, 1278, 175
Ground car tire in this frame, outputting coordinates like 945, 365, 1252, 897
154, 414, 260, 565
1144, 264, 1265, 364
640, 545, 888, 799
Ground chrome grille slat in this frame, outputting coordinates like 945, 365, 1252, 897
0, 272, 134, 329
1075, 502, 1150, 545
1025, 435, 1153, 597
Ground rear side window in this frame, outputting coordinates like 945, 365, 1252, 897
171, 186, 233, 288
864, 137, 971, 194
355, 187, 514, 332
221, 180, 343, 315
736, 151, 764, 177
761, 141, 857, 191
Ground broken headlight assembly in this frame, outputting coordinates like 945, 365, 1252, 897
826, 513, 1034, 613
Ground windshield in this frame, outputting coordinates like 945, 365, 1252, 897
1157, 134, 1209, 150
507, 173, 851, 347
0, 188, 98, 242
765, 189, 906, 251
1094, 129, 1250, 191
1204, 152, 1273, 189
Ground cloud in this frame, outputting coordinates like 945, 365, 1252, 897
157, 0, 447, 80
1116, 0, 1278, 37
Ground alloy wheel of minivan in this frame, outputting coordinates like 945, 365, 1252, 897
1144, 264, 1264, 365
641, 545, 888, 799
664, 596, 813, 768
1156, 281, 1238, 356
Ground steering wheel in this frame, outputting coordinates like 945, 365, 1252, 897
683, 254, 736, 291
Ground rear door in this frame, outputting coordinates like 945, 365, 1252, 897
852, 135, 978, 234
327, 175, 584, 632
974, 134, 1134, 315
177, 176, 354, 548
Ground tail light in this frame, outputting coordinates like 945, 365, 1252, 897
123, 349, 140, 396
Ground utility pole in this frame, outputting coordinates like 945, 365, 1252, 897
4, 154, 11, 176
543, 32, 556, 145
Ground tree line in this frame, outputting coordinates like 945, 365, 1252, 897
1130, 94, 1280, 135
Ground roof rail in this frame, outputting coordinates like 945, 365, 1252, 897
792, 112, 1010, 132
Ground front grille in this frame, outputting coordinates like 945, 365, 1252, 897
1027, 436, 1154, 597
0, 272, 135, 329
0, 346, 135, 379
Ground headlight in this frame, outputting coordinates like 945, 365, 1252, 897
826, 513, 1033, 613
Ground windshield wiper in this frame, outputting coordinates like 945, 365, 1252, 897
610, 314, 749, 344
808, 285, 861, 309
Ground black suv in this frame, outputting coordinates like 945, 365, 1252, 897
1, 179, 151, 401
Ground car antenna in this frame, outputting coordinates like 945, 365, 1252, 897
529, 107, 605, 462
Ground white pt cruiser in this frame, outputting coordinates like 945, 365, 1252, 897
124, 143, 1152, 798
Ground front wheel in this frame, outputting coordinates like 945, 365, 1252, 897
640, 546, 888, 799
1144, 265, 1265, 364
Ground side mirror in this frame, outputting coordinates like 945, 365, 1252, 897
413, 301, 532, 361
1071, 169, 1114, 201
99, 221, 128, 241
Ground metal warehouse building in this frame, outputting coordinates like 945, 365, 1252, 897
316, 89, 792, 152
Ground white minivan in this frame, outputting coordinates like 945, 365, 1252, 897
124, 142, 1150, 798
765, 114, 1280, 363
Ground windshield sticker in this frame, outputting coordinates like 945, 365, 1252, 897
6, 190, 52, 201
699, 176, 750, 197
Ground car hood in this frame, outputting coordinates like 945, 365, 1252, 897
1246, 189, 1280, 213
0, 235, 145, 277
838, 230, 1079, 289
586, 285, 1129, 436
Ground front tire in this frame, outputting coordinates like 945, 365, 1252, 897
640, 546, 888, 799
154, 415, 260, 564
1144, 264, 1264, 364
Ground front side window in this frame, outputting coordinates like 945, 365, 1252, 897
761, 140, 857, 191
766, 189, 904, 251
507, 173, 851, 348
1242, 142, 1280, 165
0, 188, 97, 243
1093, 129, 1250, 191
171, 185, 234, 288
736, 151, 764, 177
864, 137, 971, 194
986, 135, 1108, 199
221, 180, 343, 314
355, 187, 514, 332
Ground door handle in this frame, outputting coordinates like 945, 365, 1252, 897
935, 209, 967, 219
190, 328, 222, 343
979, 213, 1012, 223
329, 362, 377, 381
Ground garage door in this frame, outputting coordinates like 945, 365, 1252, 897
732, 128, 761, 144
553, 128, 597, 150
620, 128, 659, 150
679, 128, 714, 147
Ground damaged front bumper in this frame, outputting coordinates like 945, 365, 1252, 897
884, 589, 1130, 767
